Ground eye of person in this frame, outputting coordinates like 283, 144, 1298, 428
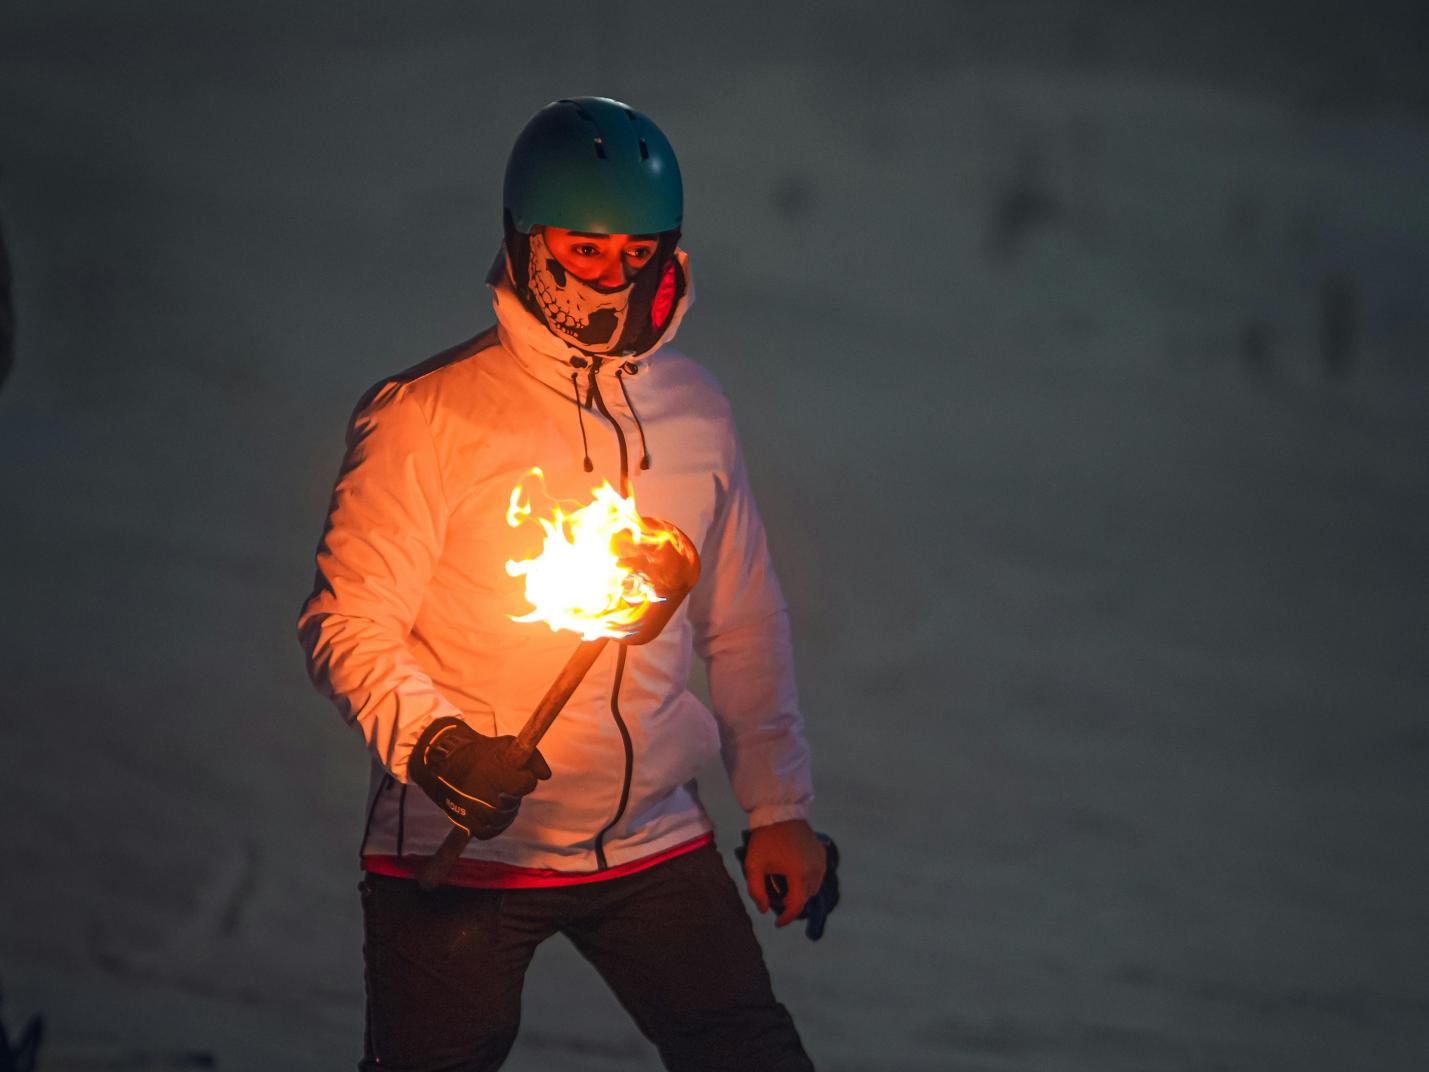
574, 244, 600, 257
625, 247, 654, 261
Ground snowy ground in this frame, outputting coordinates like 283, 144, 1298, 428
2, 3, 1428, 1069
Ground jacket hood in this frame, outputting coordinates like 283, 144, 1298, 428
487, 245, 694, 384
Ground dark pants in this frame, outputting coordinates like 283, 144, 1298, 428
359, 844, 814, 1071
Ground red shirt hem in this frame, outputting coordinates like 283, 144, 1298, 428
362, 833, 715, 889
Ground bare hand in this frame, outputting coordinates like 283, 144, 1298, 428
741, 819, 827, 927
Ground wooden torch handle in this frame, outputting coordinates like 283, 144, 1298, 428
418, 825, 473, 893
418, 637, 610, 892
507, 636, 610, 764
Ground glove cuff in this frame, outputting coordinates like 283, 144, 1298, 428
412, 716, 477, 777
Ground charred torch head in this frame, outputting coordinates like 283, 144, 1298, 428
611, 517, 700, 645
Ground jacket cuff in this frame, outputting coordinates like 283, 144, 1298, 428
747, 802, 812, 829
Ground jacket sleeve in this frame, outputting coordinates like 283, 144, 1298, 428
687, 428, 814, 829
296, 381, 463, 781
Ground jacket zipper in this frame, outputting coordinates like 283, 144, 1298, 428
586, 359, 635, 869
593, 645, 633, 870
587, 358, 632, 496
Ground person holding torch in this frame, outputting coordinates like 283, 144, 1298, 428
299, 97, 828, 1071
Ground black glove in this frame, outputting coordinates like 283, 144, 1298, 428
736, 830, 842, 941
409, 717, 551, 840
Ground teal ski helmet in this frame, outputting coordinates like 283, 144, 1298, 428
503, 97, 683, 236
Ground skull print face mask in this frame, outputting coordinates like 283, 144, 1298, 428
500, 216, 686, 359
526, 230, 632, 350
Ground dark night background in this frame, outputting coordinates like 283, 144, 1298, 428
3, 3, 1428, 1069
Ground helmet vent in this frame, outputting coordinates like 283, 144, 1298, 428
593, 137, 607, 160
638, 138, 649, 160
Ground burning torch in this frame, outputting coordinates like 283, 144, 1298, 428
418, 472, 701, 892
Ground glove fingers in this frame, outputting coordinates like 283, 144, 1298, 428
804, 903, 827, 941
498, 767, 539, 796
526, 748, 552, 781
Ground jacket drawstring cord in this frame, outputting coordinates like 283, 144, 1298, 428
616, 365, 651, 471
569, 370, 594, 473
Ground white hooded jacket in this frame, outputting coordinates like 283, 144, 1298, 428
298, 253, 813, 872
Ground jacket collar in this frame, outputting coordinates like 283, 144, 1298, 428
487, 247, 694, 388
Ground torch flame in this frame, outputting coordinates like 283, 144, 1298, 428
505, 468, 676, 641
